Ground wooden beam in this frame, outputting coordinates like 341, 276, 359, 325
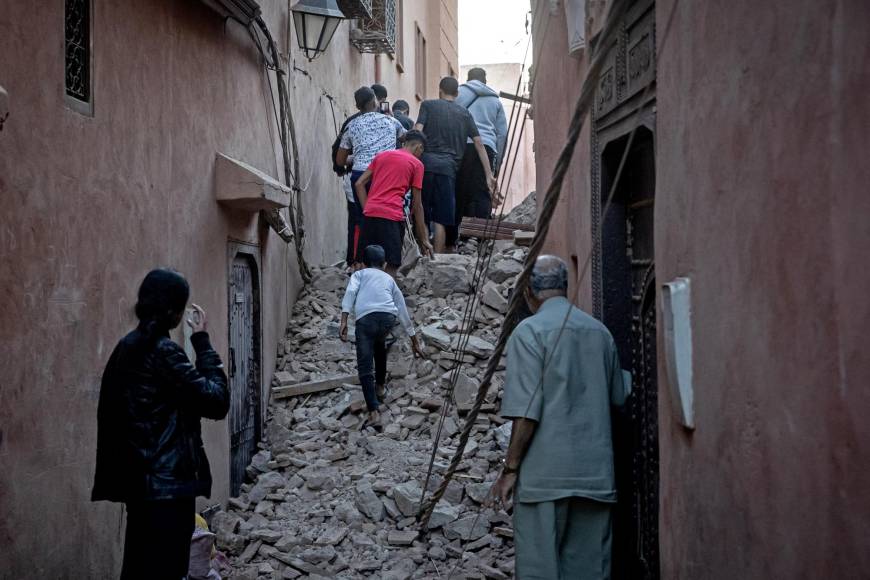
459, 217, 536, 241
513, 230, 535, 246
271, 374, 359, 400
499, 91, 532, 105
463, 217, 535, 232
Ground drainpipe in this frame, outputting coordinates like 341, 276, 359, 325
374, 54, 382, 84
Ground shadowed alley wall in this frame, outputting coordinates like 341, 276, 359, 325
531, 0, 870, 577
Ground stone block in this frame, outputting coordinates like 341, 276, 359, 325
393, 482, 424, 517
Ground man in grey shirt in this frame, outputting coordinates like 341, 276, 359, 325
492, 255, 630, 580
415, 77, 498, 253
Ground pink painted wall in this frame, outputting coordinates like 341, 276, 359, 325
0, 2, 296, 576
0, 0, 456, 574
530, 0, 594, 308
655, 0, 870, 576
532, 0, 870, 576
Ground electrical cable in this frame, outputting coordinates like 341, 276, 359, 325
253, 16, 312, 281
416, 28, 540, 513
417, 28, 536, 516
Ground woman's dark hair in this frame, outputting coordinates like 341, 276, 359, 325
135, 269, 190, 339
363, 245, 386, 268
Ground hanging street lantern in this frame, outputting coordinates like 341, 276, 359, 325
291, 0, 346, 61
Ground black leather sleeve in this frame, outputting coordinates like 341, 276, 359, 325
158, 334, 230, 420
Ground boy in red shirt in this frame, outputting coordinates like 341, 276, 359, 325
354, 130, 434, 276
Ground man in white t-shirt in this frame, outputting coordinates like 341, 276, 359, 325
336, 87, 406, 267
339, 245, 423, 425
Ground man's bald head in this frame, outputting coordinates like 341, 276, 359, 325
530, 255, 569, 299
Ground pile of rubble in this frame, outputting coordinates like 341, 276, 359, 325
501, 191, 536, 226
215, 241, 528, 580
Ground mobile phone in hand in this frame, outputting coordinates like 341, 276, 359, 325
187, 308, 202, 328
380, 101, 391, 114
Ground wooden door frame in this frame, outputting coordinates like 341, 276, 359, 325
591, 0, 657, 317
590, 1, 660, 577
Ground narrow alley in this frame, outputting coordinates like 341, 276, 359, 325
216, 232, 532, 579
2, 0, 868, 578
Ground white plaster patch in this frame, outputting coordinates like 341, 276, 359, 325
662, 277, 695, 429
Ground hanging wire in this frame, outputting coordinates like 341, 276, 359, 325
417, 1, 550, 520
253, 16, 312, 280
417, 27, 536, 511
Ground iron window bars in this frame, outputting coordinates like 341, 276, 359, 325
349, 0, 396, 54
64, 0, 90, 104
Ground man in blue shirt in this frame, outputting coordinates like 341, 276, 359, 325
446, 67, 509, 250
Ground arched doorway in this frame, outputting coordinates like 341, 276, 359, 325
227, 244, 262, 496
590, 0, 659, 575
599, 127, 660, 580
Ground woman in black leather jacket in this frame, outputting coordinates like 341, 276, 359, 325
92, 269, 229, 579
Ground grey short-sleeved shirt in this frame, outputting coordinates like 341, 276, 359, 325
501, 296, 629, 504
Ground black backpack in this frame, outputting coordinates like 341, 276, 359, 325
332, 112, 362, 176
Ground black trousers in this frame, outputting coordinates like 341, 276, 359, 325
354, 312, 397, 412
121, 497, 195, 580
446, 143, 496, 246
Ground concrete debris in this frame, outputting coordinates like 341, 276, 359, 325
444, 513, 492, 541
481, 281, 509, 314
464, 335, 497, 359
502, 190, 537, 225
487, 257, 523, 284
420, 324, 452, 351
466, 482, 494, 505
392, 481, 424, 517
428, 501, 461, 530
221, 239, 528, 578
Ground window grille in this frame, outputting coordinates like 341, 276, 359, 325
337, 0, 373, 19
350, 0, 396, 54
64, 0, 91, 105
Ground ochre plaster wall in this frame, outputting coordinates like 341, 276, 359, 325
0, 1, 299, 576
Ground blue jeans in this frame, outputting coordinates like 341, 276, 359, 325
354, 312, 397, 412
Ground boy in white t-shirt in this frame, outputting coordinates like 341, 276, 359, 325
340, 245, 423, 425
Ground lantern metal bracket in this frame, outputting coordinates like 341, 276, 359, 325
200, 0, 261, 25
